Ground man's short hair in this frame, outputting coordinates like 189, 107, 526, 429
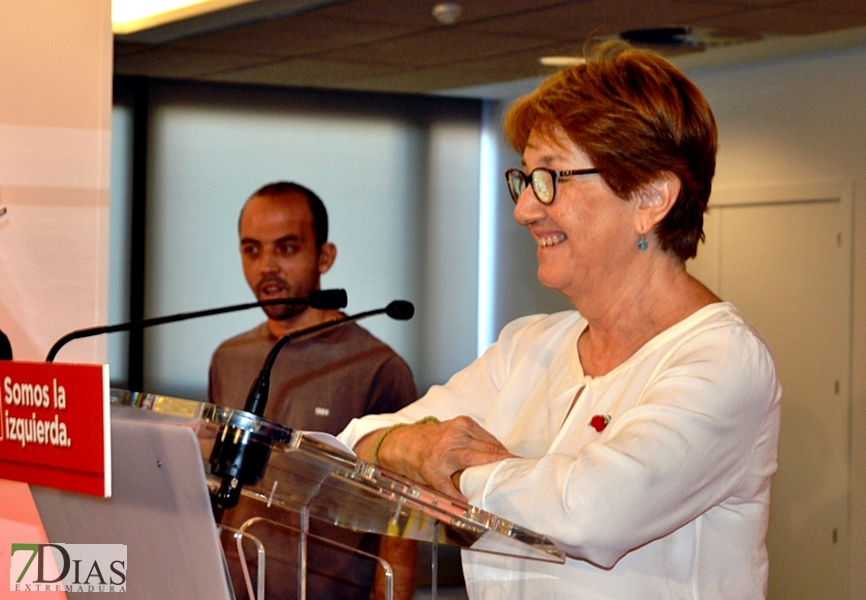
243, 181, 329, 250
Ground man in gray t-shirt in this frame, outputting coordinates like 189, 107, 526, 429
208, 181, 417, 600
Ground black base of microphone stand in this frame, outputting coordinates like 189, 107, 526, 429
209, 425, 273, 509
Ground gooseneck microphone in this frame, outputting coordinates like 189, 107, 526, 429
44, 289, 348, 362
209, 300, 414, 509
244, 300, 414, 417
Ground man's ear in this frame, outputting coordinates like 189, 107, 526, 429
317, 242, 337, 274
635, 174, 680, 233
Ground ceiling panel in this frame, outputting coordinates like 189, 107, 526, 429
202, 57, 407, 88
114, 47, 274, 79
321, 27, 551, 67
466, 0, 739, 39
695, 3, 866, 36
173, 13, 418, 56
343, 54, 562, 93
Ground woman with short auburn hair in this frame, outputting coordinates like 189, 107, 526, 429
504, 41, 718, 261
341, 41, 780, 599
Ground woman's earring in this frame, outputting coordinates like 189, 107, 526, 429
637, 233, 648, 251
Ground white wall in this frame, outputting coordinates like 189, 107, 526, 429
416, 118, 482, 380
107, 103, 132, 385
0, 1, 113, 364
683, 47, 866, 599
134, 83, 481, 399
0, 0, 113, 586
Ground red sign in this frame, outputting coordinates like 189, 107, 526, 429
0, 361, 109, 497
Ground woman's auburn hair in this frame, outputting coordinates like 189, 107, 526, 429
503, 41, 718, 261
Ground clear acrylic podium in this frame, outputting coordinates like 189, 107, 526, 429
110, 390, 565, 599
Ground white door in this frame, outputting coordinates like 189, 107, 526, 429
688, 182, 852, 600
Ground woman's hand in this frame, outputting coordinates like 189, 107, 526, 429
374, 416, 515, 499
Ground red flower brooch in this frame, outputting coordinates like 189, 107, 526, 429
589, 414, 611, 432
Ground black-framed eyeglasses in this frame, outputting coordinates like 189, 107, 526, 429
505, 167, 599, 205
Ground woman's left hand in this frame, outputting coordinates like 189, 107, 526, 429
364, 416, 515, 499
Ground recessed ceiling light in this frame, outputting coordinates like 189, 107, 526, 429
539, 56, 586, 68
620, 26, 697, 48
618, 26, 762, 50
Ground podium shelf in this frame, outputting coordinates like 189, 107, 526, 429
111, 389, 565, 564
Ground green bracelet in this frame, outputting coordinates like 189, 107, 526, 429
371, 423, 406, 465
371, 416, 441, 465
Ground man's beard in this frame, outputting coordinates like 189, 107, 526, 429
262, 301, 306, 321
255, 276, 314, 321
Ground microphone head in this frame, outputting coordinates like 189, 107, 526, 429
0, 330, 12, 361
385, 300, 414, 320
309, 289, 348, 310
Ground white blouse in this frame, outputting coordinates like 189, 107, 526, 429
339, 303, 781, 599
